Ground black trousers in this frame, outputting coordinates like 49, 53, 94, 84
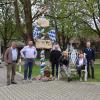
51, 62, 59, 78
77, 65, 85, 78
87, 60, 94, 78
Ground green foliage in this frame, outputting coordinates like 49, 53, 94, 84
47, 0, 100, 40
0, 2, 17, 44
0, 0, 99, 44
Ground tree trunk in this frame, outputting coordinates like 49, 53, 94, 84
14, 0, 22, 34
14, 0, 27, 43
66, 36, 71, 46
2, 40, 8, 60
23, 0, 33, 42
61, 25, 66, 50
79, 37, 86, 50
93, 13, 100, 37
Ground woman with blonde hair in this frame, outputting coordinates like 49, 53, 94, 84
59, 51, 71, 82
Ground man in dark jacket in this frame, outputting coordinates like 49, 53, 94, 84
83, 41, 95, 79
50, 45, 61, 79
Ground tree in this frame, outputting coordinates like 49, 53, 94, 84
14, 0, 48, 43
45, 0, 99, 49
44, 0, 78, 49
0, 1, 16, 53
74, 0, 100, 37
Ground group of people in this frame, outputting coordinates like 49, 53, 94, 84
49, 41, 95, 82
4, 41, 37, 85
4, 40, 95, 85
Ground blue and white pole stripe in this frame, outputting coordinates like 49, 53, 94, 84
48, 30, 56, 42
33, 27, 41, 39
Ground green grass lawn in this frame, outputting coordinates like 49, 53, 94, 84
35, 59, 49, 61
87, 64, 100, 82
17, 64, 100, 82
95, 59, 100, 64
17, 65, 40, 77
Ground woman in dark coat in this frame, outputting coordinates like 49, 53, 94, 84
50, 44, 61, 79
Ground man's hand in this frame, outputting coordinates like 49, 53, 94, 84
91, 60, 94, 63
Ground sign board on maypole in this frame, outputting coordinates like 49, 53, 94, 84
35, 39, 52, 49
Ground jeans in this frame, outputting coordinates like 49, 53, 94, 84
24, 58, 34, 80
77, 65, 85, 78
61, 65, 71, 78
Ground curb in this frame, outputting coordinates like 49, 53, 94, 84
16, 72, 24, 78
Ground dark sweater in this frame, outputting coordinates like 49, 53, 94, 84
83, 48, 95, 61
59, 56, 69, 67
50, 50, 61, 63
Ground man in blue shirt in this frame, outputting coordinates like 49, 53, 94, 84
21, 41, 37, 80
83, 41, 95, 79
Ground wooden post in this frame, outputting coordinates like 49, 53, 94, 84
18, 58, 22, 72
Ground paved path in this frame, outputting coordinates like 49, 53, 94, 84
0, 62, 25, 87
0, 63, 100, 100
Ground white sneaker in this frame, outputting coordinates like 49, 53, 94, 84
23, 79, 27, 83
55, 78, 58, 81
80, 78, 82, 82
28, 79, 32, 82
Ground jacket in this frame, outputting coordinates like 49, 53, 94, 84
50, 50, 61, 63
76, 58, 87, 67
59, 56, 69, 67
83, 48, 95, 61
4, 47, 18, 64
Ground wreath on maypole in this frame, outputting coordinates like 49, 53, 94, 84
33, 16, 57, 49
